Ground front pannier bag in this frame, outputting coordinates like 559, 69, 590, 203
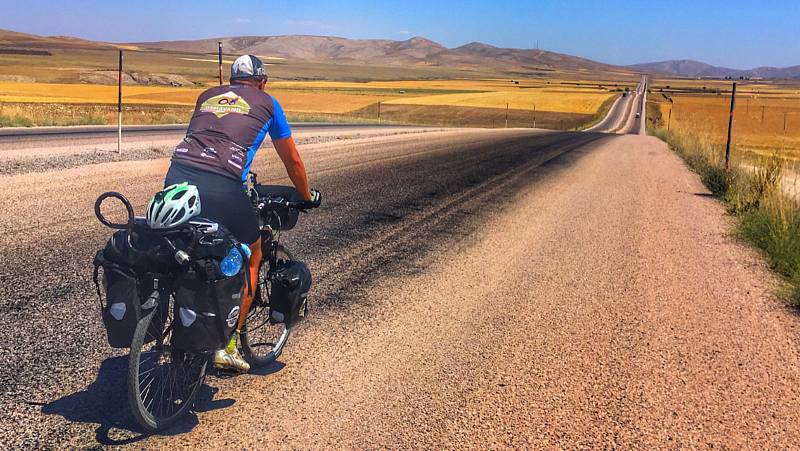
171, 265, 245, 353
255, 185, 302, 231
269, 261, 312, 327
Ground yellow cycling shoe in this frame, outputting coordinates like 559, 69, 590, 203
213, 331, 250, 373
213, 348, 251, 373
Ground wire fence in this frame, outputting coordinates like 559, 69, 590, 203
647, 84, 800, 198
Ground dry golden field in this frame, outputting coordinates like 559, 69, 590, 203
649, 79, 800, 160
0, 40, 640, 127
0, 82, 202, 105
0, 75, 629, 128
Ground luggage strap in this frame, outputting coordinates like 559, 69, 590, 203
91, 250, 108, 315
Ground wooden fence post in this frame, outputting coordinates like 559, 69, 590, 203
117, 50, 123, 153
724, 82, 737, 171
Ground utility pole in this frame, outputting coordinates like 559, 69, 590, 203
218, 41, 223, 85
505, 103, 509, 128
724, 82, 737, 171
117, 50, 123, 153
761, 105, 765, 123
377, 101, 381, 124
533, 104, 536, 128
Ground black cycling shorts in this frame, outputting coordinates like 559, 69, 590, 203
164, 162, 260, 244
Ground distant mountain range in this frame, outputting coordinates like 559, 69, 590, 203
628, 59, 800, 80
2, 27, 799, 80
134, 34, 624, 74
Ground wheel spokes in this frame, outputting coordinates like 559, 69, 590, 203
134, 299, 207, 425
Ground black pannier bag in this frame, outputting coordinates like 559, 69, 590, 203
93, 244, 168, 348
269, 260, 312, 327
171, 262, 246, 353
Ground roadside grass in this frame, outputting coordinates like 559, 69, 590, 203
285, 111, 384, 125
0, 112, 33, 127
651, 125, 800, 301
0, 102, 190, 126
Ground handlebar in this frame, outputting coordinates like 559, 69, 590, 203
258, 195, 306, 210
248, 171, 319, 212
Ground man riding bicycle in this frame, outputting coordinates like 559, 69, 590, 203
157, 54, 320, 373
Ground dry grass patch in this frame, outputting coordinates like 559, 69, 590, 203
0, 102, 193, 126
384, 89, 614, 114
0, 82, 204, 105
271, 91, 395, 114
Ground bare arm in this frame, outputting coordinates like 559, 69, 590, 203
273, 136, 312, 201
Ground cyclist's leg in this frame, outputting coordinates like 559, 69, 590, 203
237, 237, 262, 329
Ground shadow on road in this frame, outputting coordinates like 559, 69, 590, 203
40, 355, 271, 446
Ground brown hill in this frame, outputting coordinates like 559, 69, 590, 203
0, 28, 117, 51
0, 28, 631, 77
136, 35, 449, 65
428, 42, 619, 72
135, 34, 623, 73
629, 59, 800, 80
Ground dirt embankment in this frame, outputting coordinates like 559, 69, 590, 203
79, 70, 194, 87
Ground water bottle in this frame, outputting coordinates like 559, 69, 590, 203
219, 246, 243, 277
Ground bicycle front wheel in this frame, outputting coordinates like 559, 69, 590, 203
128, 298, 207, 432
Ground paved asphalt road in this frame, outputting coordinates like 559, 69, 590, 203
2, 83, 800, 448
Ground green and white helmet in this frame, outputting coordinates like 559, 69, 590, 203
146, 182, 201, 229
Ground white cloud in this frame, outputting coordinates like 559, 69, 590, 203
234, 18, 251, 24
398, 30, 413, 36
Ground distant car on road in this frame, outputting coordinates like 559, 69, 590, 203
635, 113, 641, 118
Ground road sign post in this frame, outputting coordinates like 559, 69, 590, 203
378, 101, 381, 124
505, 103, 509, 128
218, 42, 223, 85
117, 50, 123, 153
724, 82, 736, 171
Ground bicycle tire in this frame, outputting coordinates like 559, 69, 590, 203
240, 244, 292, 367
128, 301, 207, 432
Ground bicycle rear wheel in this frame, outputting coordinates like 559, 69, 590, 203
240, 245, 292, 367
128, 297, 207, 432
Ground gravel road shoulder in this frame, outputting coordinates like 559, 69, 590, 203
141, 135, 800, 449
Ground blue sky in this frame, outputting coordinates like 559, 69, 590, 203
0, 0, 798, 68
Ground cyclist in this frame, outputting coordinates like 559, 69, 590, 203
162, 54, 320, 373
